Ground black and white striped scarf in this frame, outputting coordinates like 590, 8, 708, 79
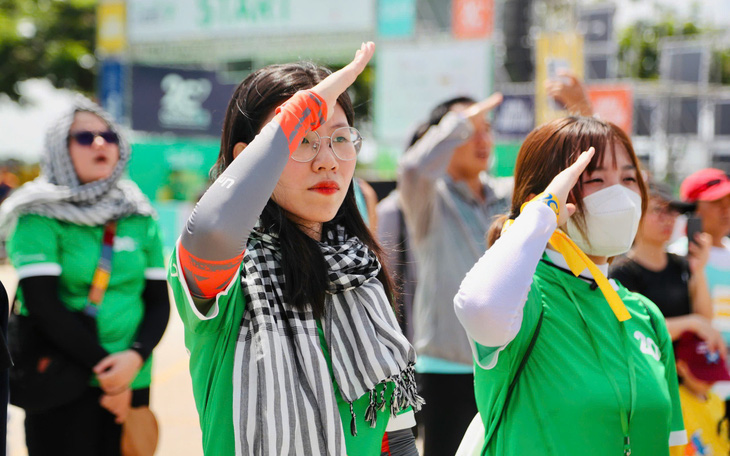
235, 224, 422, 455
0, 95, 154, 238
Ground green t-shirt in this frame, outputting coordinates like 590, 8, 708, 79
168, 245, 406, 456
7, 213, 166, 389
473, 259, 686, 456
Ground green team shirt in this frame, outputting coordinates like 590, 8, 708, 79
168, 245, 408, 456
473, 259, 686, 456
7, 213, 166, 389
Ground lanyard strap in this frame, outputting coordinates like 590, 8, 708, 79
501, 219, 631, 322
83, 220, 117, 317
556, 271, 637, 456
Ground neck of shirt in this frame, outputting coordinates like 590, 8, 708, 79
545, 248, 609, 281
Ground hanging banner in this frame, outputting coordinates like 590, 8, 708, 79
577, 4, 615, 44
129, 138, 220, 202
716, 100, 730, 137
127, 0, 375, 43
378, 0, 416, 38
99, 59, 125, 123
452, 0, 493, 39
131, 65, 236, 137
587, 84, 633, 135
493, 94, 534, 138
535, 32, 584, 126
97, 1, 127, 54
375, 40, 493, 147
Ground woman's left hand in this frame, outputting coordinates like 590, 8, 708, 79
100, 388, 132, 424
310, 42, 375, 123
94, 350, 144, 394
688, 232, 712, 273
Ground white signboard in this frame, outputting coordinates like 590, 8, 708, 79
127, 0, 375, 43
375, 40, 493, 146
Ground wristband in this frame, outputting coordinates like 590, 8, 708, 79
521, 192, 560, 222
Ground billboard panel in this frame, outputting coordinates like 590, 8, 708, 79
378, 0, 416, 38
577, 4, 615, 44
535, 32, 584, 126
587, 84, 633, 135
666, 97, 699, 135
127, 0, 375, 43
715, 101, 730, 136
493, 94, 534, 138
131, 65, 236, 137
129, 137, 219, 202
99, 59, 125, 123
452, 0, 494, 40
97, 1, 127, 54
374, 40, 493, 147
660, 43, 710, 85
634, 98, 657, 137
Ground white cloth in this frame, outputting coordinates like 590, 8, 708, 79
454, 202, 556, 349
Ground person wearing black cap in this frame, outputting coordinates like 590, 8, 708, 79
611, 182, 725, 354
674, 332, 730, 455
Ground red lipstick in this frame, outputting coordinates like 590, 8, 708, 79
309, 180, 340, 195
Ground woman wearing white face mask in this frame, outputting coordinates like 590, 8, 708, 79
453, 116, 687, 456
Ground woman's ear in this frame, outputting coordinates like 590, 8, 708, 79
232, 142, 248, 160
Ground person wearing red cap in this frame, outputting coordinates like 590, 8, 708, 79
675, 332, 730, 456
670, 170, 730, 353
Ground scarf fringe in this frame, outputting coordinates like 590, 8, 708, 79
350, 402, 357, 437
364, 390, 378, 429
353, 365, 426, 435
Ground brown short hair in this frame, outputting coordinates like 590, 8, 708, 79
488, 116, 648, 247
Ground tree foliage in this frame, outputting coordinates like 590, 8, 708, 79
0, 0, 97, 101
617, 17, 702, 80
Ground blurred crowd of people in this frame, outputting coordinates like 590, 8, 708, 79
0, 40, 728, 456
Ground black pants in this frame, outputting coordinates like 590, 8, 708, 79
24, 387, 150, 456
416, 373, 477, 456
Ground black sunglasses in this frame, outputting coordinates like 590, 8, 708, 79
69, 130, 119, 146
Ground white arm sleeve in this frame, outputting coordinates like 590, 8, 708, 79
454, 202, 557, 348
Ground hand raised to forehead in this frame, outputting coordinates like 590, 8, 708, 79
310, 42, 375, 124
463, 92, 503, 129
544, 147, 595, 226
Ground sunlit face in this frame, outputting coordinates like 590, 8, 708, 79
579, 141, 641, 198
272, 104, 357, 235
68, 112, 119, 184
696, 194, 730, 240
447, 103, 493, 179
639, 197, 680, 245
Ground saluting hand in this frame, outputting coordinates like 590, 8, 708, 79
463, 92, 503, 130
310, 42, 375, 123
543, 147, 596, 226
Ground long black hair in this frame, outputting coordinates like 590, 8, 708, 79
213, 62, 396, 319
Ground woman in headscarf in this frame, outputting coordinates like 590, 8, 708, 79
1, 96, 169, 456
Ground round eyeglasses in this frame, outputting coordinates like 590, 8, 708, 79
291, 127, 362, 163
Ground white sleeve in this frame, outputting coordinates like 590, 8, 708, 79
454, 202, 557, 348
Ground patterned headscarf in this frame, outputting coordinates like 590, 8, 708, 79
0, 95, 154, 238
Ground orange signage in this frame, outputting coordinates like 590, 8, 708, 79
452, 0, 493, 39
587, 84, 633, 135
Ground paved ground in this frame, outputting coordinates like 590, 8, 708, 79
2, 265, 204, 456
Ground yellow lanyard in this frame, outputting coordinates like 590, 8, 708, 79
501, 219, 631, 322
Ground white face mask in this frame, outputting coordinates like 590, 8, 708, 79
565, 184, 643, 257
